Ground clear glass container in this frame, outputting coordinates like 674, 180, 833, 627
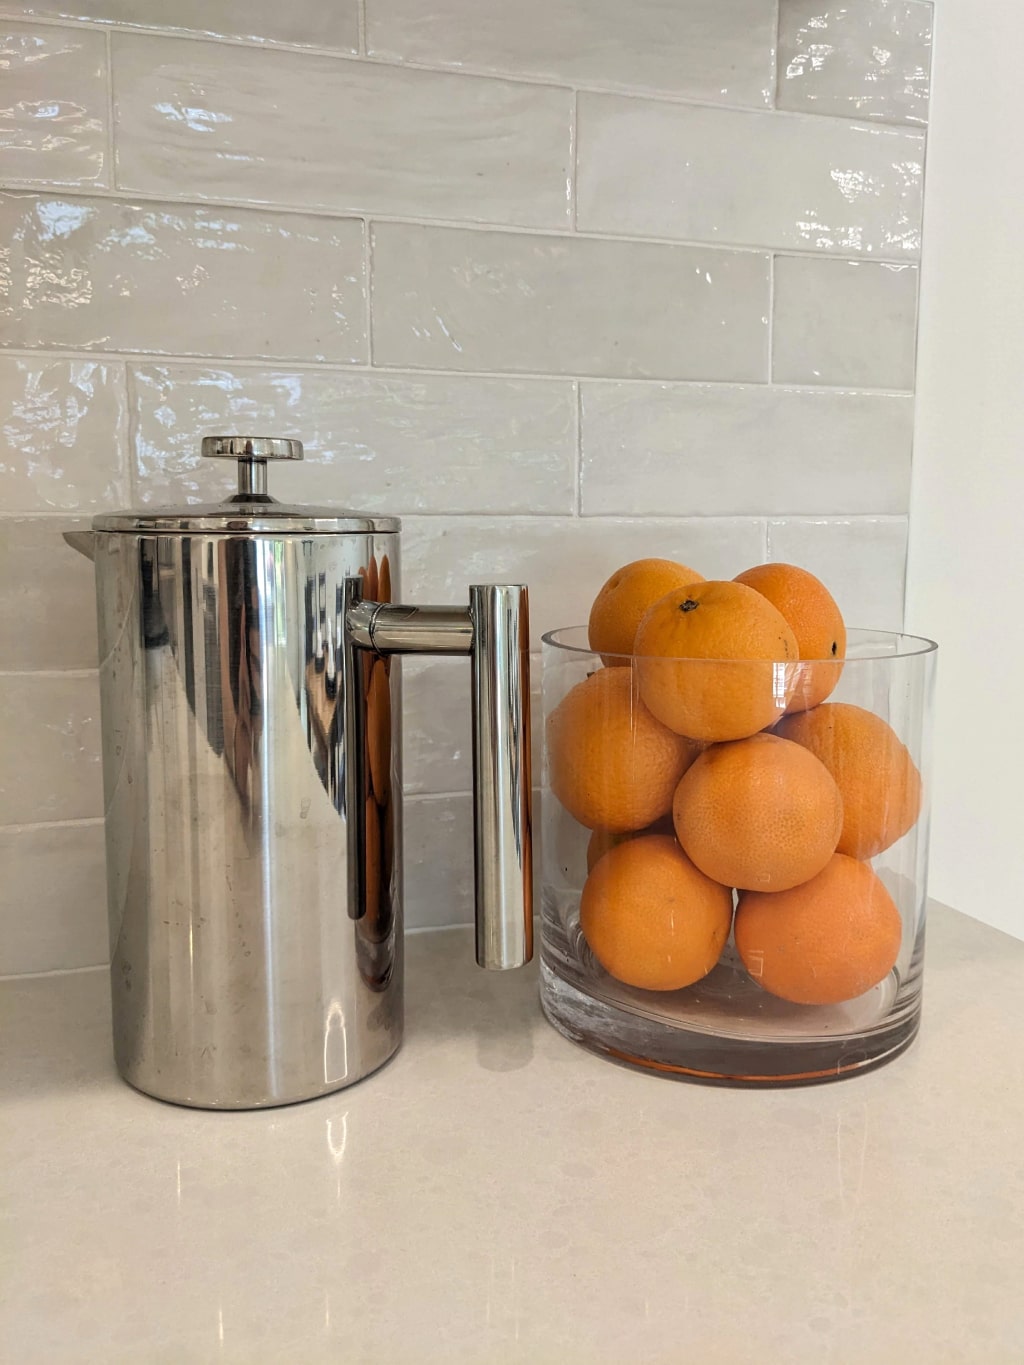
540, 628, 937, 1085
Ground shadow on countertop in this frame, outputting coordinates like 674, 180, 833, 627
403, 922, 543, 1075
0, 924, 547, 1106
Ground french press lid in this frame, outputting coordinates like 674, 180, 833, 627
92, 436, 400, 535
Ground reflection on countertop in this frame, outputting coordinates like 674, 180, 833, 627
3, 905, 1023, 1364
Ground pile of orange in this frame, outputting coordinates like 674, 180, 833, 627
547, 558, 921, 1006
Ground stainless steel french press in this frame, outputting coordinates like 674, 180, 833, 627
66, 436, 532, 1109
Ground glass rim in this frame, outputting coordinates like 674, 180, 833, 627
541, 624, 938, 664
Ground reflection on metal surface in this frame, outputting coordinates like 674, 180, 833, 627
347, 586, 533, 973
94, 527, 401, 1108
469, 585, 533, 970
72, 437, 533, 1108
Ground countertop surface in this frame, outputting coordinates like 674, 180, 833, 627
3, 905, 1023, 1364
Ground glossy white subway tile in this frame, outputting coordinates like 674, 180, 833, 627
0, 193, 366, 362
581, 383, 914, 516
778, 0, 932, 126
403, 792, 475, 929
0, 517, 99, 671
577, 94, 925, 256
367, 0, 775, 107
767, 516, 908, 631
403, 789, 543, 930
0, 0, 359, 50
113, 35, 572, 229
0, 357, 128, 513
128, 365, 576, 514
400, 515, 765, 641
773, 256, 919, 389
0, 672, 102, 825
402, 653, 543, 796
0, 22, 107, 187
371, 224, 769, 381
0, 820, 108, 973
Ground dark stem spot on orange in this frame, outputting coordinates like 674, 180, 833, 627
831, 641, 838, 656
680, 599, 699, 613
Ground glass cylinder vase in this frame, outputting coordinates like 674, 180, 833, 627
540, 627, 937, 1085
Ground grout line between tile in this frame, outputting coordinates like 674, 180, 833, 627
404, 922, 475, 939
364, 218, 374, 365
576, 509, 910, 523
401, 512, 910, 528
0, 668, 98, 679
0, 349, 918, 397
0, 13, 934, 132
0, 816, 104, 834
0, 509, 907, 529
0, 193, 921, 269
771, 0, 782, 109
120, 359, 135, 503
357, 0, 366, 56
760, 518, 770, 561
570, 90, 579, 232
103, 28, 116, 188
573, 381, 582, 515
768, 252, 776, 382
0, 961, 107, 984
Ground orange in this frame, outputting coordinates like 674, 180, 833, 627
367, 659, 391, 806
776, 703, 922, 859
358, 558, 379, 602
360, 794, 394, 948
734, 562, 846, 712
547, 668, 699, 832
634, 581, 798, 742
672, 734, 843, 892
734, 853, 903, 1005
586, 814, 676, 872
580, 835, 732, 991
363, 794, 381, 929
588, 558, 704, 663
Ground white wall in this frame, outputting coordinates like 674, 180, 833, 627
908, 0, 1024, 938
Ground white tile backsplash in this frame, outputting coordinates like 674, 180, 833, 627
401, 515, 766, 641
128, 365, 576, 514
402, 654, 544, 796
0, 2, 931, 971
371, 224, 770, 380
367, 0, 776, 108
403, 788, 545, 930
778, 0, 932, 126
0, 193, 366, 362
402, 792, 475, 930
767, 517, 909, 632
577, 94, 925, 256
1, 0, 360, 50
114, 35, 573, 228
0, 22, 108, 187
0, 672, 102, 825
580, 383, 915, 516
0, 357, 128, 512
0, 517, 99, 671
0, 821, 107, 974
772, 256, 919, 389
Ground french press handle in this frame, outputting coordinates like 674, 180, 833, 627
348, 588, 533, 970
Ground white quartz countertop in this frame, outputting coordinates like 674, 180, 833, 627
3, 905, 1023, 1364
